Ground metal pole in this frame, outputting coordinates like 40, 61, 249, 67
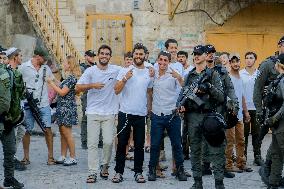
56, 0, 60, 61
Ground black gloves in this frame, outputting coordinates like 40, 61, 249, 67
198, 82, 212, 93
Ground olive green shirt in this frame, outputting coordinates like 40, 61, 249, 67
272, 76, 284, 133
0, 64, 11, 132
253, 56, 279, 114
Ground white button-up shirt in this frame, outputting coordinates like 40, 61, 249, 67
19, 60, 54, 108
152, 68, 181, 116
240, 68, 258, 110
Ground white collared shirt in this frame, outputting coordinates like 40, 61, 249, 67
77, 64, 121, 115
152, 68, 181, 115
240, 68, 258, 110
18, 60, 54, 108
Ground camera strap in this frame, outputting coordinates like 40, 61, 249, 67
39, 66, 47, 104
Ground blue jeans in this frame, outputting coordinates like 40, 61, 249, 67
149, 112, 184, 167
24, 105, 51, 132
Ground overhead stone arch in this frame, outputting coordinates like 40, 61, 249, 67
203, 2, 284, 67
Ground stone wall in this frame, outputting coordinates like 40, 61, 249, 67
0, 0, 36, 48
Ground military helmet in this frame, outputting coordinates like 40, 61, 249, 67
202, 113, 226, 147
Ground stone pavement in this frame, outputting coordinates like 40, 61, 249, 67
0, 125, 274, 189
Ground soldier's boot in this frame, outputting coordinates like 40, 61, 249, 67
3, 177, 24, 189
224, 170, 235, 178
215, 179, 225, 189
148, 166, 156, 181
176, 165, 187, 181
202, 162, 212, 176
259, 160, 271, 186
254, 155, 264, 166
190, 177, 203, 189
279, 177, 284, 187
268, 184, 279, 189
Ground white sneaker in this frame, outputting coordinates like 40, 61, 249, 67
63, 158, 77, 166
55, 156, 66, 164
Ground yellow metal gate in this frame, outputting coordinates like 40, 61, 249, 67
86, 13, 133, 65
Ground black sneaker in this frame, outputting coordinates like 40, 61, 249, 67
3, 177, 24, 189
14, 159, 27, 171
224, 171, 235, 178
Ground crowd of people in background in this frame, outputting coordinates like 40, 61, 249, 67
1, 35, 284, 189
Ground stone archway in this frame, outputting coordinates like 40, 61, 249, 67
204, 2, 284, 67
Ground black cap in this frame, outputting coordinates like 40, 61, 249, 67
192, 45, 206, 55
205, 44, 216, 53
278, 36, 284, 45
85, 50, 96, 57
277, 54, 284, 64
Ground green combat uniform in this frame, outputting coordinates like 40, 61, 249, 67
182, 67, 225, 188
264, 75, 284, 187
202, 64, 239, 174
0, 64, 16, 181
253, 56, 280, 183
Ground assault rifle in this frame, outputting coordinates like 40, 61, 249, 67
170, 69, 212, 121
25, 90, 46, 134
258, 74, 284, 141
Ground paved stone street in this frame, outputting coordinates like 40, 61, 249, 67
0, 125, 273, 189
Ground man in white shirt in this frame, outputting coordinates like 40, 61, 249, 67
240, 51, 263, 166
220, 52, 231, 72
112, 43, 152, 183
177, 50, 194, 77
76, 45, 121, 183
147, 51, 187, 181
226, 53, 252, 173
18, 48, 55, 165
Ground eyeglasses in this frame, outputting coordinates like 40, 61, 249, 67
99, 52, 111, 56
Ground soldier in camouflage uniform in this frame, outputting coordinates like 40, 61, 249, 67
0, 50, 24, 189
179, 45, 225, 189
202, 45, 239, 179
254, 36, 284, 186
262, 54, 284, 189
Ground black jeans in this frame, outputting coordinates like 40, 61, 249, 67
244, 110, 261, 157
0, 128, 16, 179
114, 112, 146, 174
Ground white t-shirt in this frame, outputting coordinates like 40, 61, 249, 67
18, 60, 54, 108
230, 75, 244, 121
183, 65, 195, 77
240, 69, 258, 110
117, 65, 153, 116
144, 61, 153, 68
77, 64, 121, 115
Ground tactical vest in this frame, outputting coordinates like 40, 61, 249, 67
0, 64, 11, 115
5, 67, 25, 125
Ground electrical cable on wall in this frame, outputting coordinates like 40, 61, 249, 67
148, 0, 224, 26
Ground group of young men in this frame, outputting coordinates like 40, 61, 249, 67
1, 35, 284, 189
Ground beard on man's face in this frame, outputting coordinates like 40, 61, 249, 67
134, 57, 145, 66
